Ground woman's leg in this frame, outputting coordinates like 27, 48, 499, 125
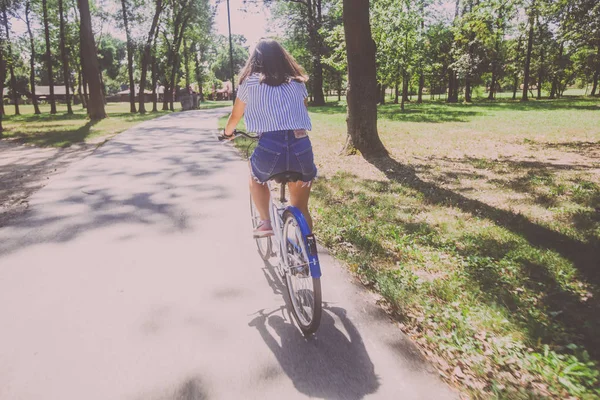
249, 175, 271, 221
288, 181, 313, 231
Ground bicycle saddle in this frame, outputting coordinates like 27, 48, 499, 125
270, 171, 303, 184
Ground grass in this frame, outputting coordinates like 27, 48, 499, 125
306, 96, 600, 398
217, 95, 600, 397
0, 100, 229, 147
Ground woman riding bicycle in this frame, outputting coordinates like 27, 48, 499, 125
222, 39, 317, 238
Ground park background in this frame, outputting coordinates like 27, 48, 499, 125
0, 0, 599, 398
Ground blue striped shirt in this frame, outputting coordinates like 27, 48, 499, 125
237, 73, 312, 133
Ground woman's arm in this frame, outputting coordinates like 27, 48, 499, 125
224, 98, 246, 136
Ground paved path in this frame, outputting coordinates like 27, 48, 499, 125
0, 109, 456, 400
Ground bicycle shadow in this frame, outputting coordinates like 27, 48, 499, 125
249, 259, 380, 399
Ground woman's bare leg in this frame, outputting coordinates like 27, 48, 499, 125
249, 176, 271, 221
288, 181, 313, 231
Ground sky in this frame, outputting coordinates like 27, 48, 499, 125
213, 0, 273, 48
11, 0, 273, 47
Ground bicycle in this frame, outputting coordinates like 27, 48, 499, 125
218, 129, 322, 335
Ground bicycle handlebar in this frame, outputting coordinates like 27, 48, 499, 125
217, 129, 259, 142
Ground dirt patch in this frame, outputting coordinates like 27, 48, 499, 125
0, 140, 95, 227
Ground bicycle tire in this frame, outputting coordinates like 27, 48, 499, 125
282, 211, 322, 335
250, 193, 272, 260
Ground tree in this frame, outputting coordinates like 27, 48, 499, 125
211, 34, 247, 81
24, 0, 40, 114
58, 0, 73, 113
269, 0, 327, 105
138, 0, 163, 113
341, 0, 385, 156
78, 0, 106, 119
2, 1, 20, 115
41, 0, 56, 113
522, 0, 536, 101
120, 0, 136, 112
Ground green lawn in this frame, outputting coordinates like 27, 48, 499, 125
307, 96, 600, 398
0, 100, 228, 147
219, 95, 600, 398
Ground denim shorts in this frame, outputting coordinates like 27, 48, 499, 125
250, 130, 317, 183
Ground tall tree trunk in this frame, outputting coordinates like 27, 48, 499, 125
42, 0, 57, 113
58, 0, 73, 114
139, 0, 162, 114
77, 67, 87, 107
184, 37, 190, 89
82, 71, 89, 108
417, 72, 424, 103
402, 71, 409, 103
25, 1, 41, 114
121, 0, 136, 113
341, 0, 386, 156
2, 7, 20, 115
152, 46, 158, 112
0, 31, 4, 133
78, 0, 106, 119
522, 0, 535, 102
591, 70, 599, 97
394, 82, 399, 104
194, 48, 204, 102
465, 77, 472, 102
337, 74, 342, 101
591, 45, 600, 96
488, 71, 496, 100
537, 32, 544, 99
305, 0, 325, 106
512, 36, 522, 100
401, 71, 409, 111
169, 19, 189, 111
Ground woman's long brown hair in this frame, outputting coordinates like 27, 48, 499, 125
238, 39, 308, 86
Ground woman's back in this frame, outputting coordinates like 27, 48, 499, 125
237, 74, 312, 134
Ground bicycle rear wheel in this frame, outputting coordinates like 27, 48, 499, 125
282, 211, 322, 335
250, 194, 272, 260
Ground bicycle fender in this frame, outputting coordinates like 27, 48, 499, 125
284, 206, 322, 278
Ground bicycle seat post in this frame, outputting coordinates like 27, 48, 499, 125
279, 182, 287, 203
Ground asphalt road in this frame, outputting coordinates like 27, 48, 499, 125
0, 109, 456, 400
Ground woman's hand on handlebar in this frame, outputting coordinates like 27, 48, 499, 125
219, 129, 236, 141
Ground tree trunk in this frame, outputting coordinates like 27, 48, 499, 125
512, 36, 522, 100
537, 44, 544, 99
591, 45, 600, 96
379, 84, 386, 105
78, 0, 106, 119
3, 7, 20, 115
42, 0, 57, 113
488, 71, 496, 100
184, 38, 190, 89
139, 0, 162, 114
591, 70, 599, 97
341, 0, 386, 156
465, 77, 472, 102
194, 47, 204, 102
152, 48, 158, 112
77, 67, 87, 107
306, 0, 325, 106
121, 0, 136, 113
394, 82, 399, 104
0, 31, 4, 133
337, 75, 342, 101
401, 71, 409, 111
402, 71, 409, 103
58, 0, 73, 114
25, 1, 41, 114
417, 72, 424, 103
522, 1, 535, 102
82, 71, 89, 108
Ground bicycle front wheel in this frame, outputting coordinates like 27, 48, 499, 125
282, 211, 322, 335
250, 193, 272, 260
